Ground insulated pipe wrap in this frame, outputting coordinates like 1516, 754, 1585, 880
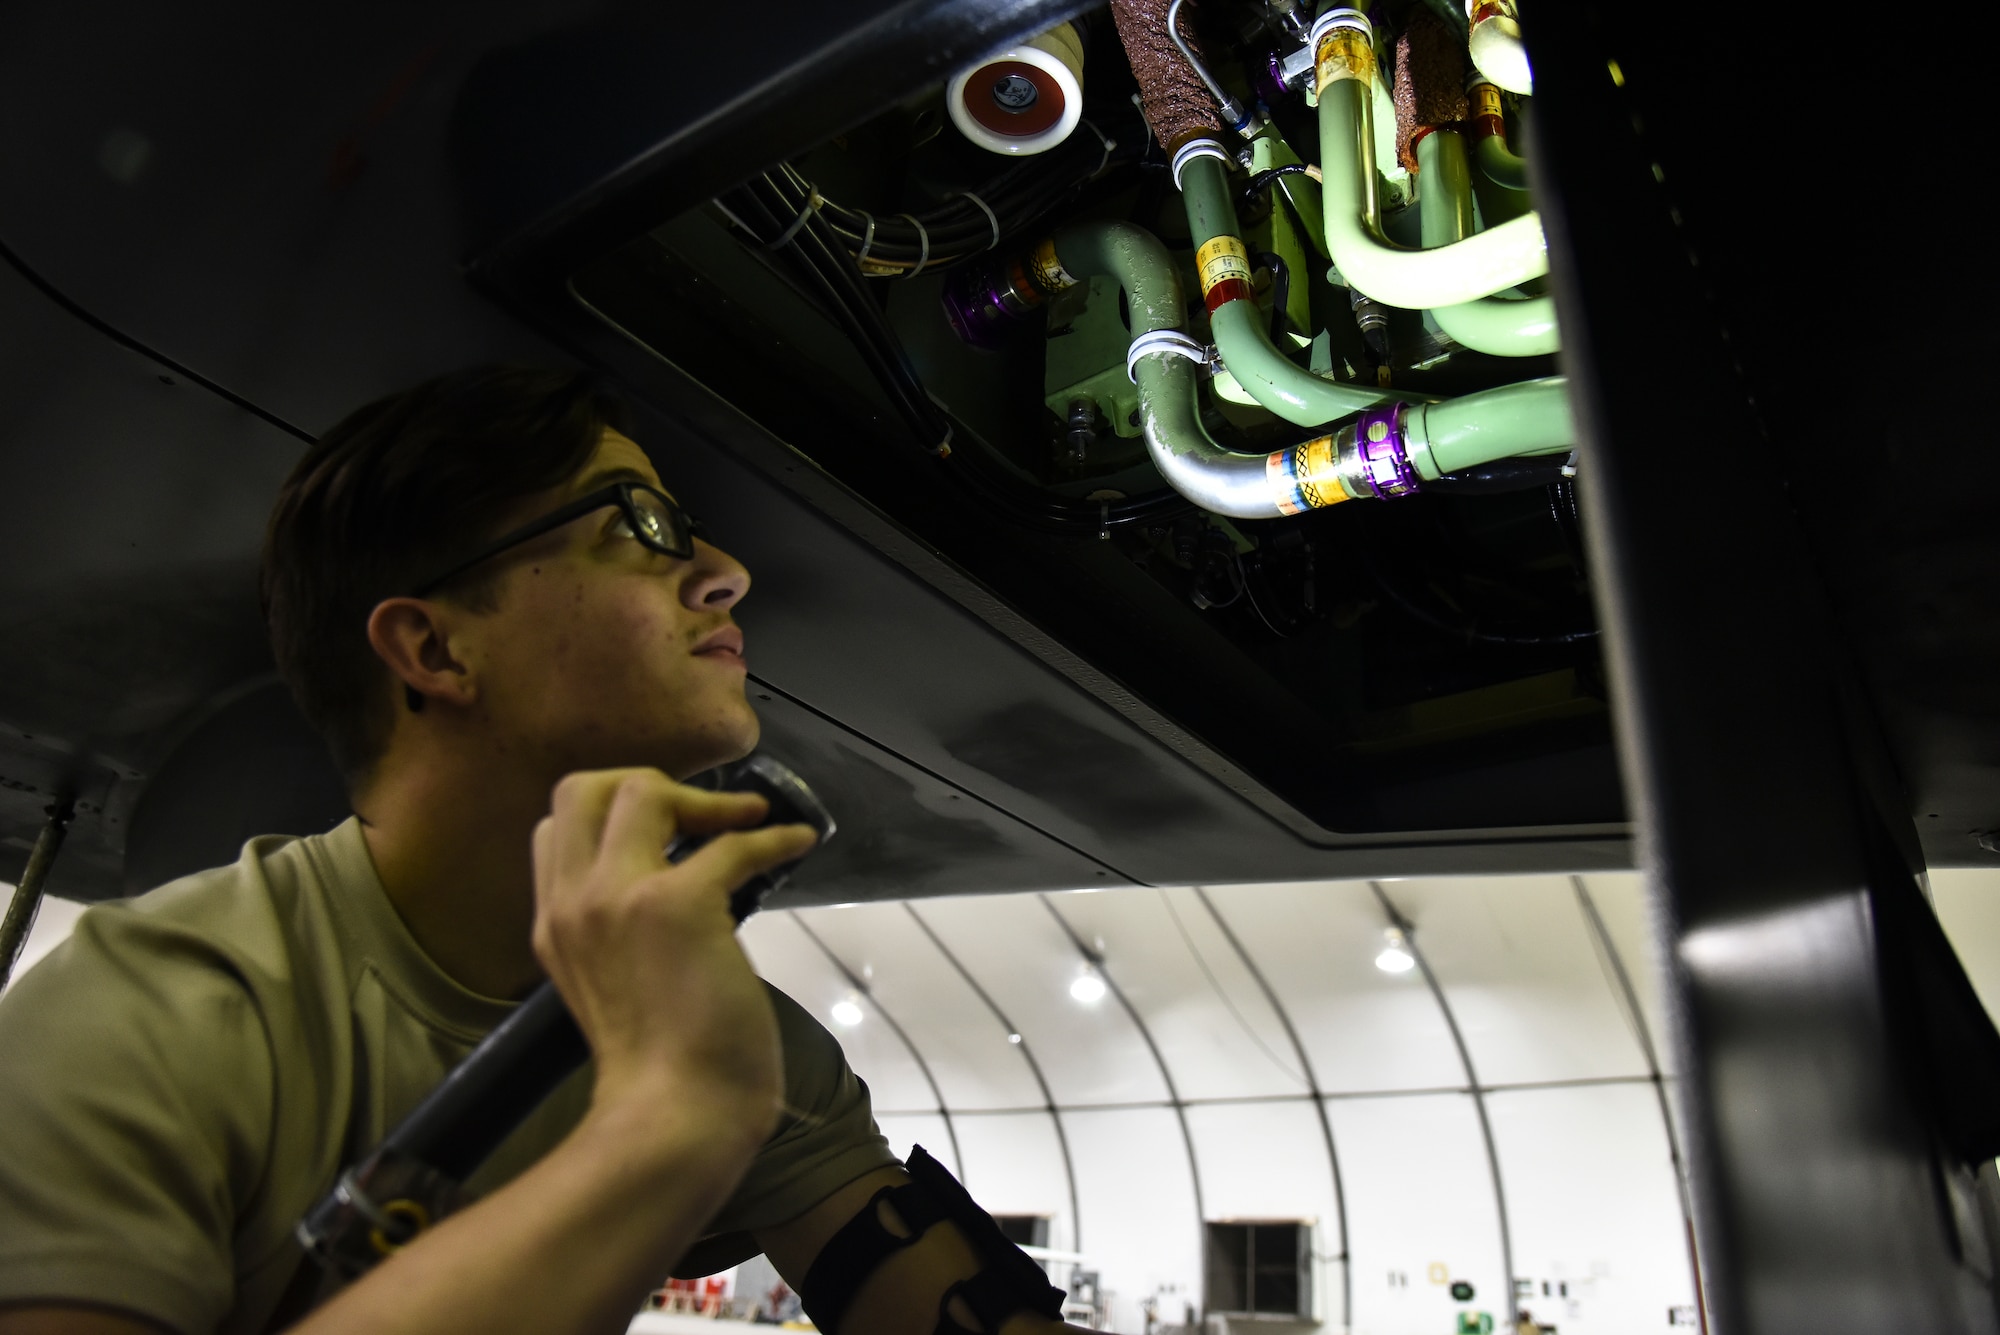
1111, 0, 1225, 150
1393, 7, 1469, 173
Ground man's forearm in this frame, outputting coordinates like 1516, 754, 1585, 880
292, 1090, 759, 1335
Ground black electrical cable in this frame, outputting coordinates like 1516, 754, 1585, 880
1239, 163, 1312, 203
770, 128, 1129, 273
728, 172, 1191, 535
1355, 524, 1598, 647
1423, 455, 1573, 494
743, 176, 1181, 539
732, 179, 956, 455
732, 180, 945, 448
1252, 251, 1291, 346
1237, 551, 1297, 638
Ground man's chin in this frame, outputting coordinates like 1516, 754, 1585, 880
670, 709, 762, 781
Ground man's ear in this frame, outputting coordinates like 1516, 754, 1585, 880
366, 598, 476, 712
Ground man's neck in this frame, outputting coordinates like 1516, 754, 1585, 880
352, 750, 551, 1001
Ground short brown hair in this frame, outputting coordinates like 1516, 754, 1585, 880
261, 365, 632, 780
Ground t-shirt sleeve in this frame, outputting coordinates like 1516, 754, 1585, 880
0, 908, 276, 1335
684, 982, 896, 1258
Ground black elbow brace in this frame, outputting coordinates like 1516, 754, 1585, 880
798, 1145, 1066, 1335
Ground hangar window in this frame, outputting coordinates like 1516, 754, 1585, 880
1205, 1219, 1310, 1318
992, 1214, 1051, 1249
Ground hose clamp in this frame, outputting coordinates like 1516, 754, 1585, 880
1348, 402, 1421, 499
1309, 7, 1374, 52
1171, 138, 1233, 191
1126, 329, 1212, 382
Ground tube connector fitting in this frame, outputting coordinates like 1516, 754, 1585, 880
1344, 403, 1421, 499
1257, 41, 1320, 102
941, 236, 1078, 349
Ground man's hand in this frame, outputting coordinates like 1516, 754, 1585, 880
0, 767, 826, 1335
530, 767, 820, 1135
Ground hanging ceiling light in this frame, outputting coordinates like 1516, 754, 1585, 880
831, 996, 865, 1027
1375, 927, 1417, 974
1069, 968, 1108, 1004
1007, 1031, 1023, 1044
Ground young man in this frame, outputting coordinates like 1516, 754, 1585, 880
0, 368, 1087, 1335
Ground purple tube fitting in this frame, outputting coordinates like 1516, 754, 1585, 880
941, 256, 1040, 350
1253, 49, 1291, 106
1351, 403, 1420, 500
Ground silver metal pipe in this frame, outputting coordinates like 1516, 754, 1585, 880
1134, 353, 1290, 519
1165, 0, 1256, 134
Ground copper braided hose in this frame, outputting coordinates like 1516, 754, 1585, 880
1110, 0, 1225, 153
1393, 5, 1471, 173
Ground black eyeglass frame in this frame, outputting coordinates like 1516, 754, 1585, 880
409, 482, 702, 598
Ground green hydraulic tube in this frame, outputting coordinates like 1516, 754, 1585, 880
1050, 220, 1295, 519
1474, 133, 1529, 192
1466, 75, 1530, 191
1047, 222, 1184, 338
1178, 151, 1397, 427
1043, 222, 1573, 519
1418, 130, 1559, 357
1313, 12, 1547, 310
1402, 376, 1572, 480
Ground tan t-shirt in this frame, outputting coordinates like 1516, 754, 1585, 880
0, 818, 894, 1335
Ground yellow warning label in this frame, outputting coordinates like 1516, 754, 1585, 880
1291, 434, 1348, 510
1029, 236, 1076, 293
1195, 235, 1253, 296
1315, 29, 1374, 89
1470, 82, 1505, 120
1267, 451, 1306, 516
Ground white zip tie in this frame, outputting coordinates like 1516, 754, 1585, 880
959, 191, 1000, 250
1126, 328, 1212, 382
1081, 118, 1116, 177
768, 185, 823, 249
900, 213, 931, 277
1171, 138, 1233, 191
855, 211, 877, 263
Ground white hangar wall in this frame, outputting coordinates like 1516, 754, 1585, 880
10, 869, 2000, 1331
742, 874, 1709, 1334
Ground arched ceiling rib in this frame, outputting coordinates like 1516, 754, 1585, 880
772, 900, 1043, 1111
913, 893, 1169, 1107
1195, 880, 1466, 1094
737, 911, 937, 1113
1387, 874, 1652, 1085
1043, 885, 1309, 1102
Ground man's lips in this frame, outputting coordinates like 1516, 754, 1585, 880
692, 627, 747, 669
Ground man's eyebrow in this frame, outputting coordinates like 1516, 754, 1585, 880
573, 466, 666, 495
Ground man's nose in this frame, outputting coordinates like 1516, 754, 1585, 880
681, 539, 750, 610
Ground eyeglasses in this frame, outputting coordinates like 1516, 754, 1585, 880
410, 482, 703, 598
